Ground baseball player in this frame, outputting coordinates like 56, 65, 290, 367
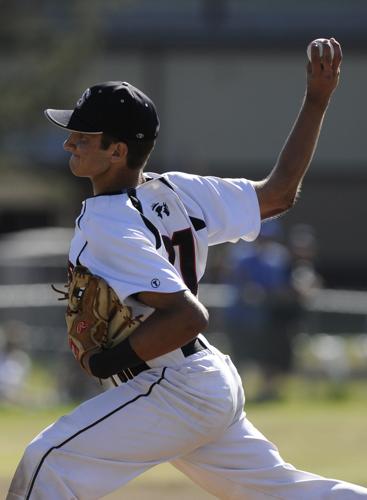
8, 39, 367, 499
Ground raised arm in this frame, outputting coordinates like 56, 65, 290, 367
253, 38, 342, 220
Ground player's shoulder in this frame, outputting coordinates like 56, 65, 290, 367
78, 193, 149, 238
82, 192, 136, 217
162, 171, 200, 181
147, 171, 212, 196
147, 171, 202, 185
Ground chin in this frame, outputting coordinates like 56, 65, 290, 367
69, 156, 83, 177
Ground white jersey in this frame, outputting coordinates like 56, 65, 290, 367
68, 172, 261, 367
11, 172, 367, 500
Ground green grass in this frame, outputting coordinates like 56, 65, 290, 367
248, 400, 367, 486
1, 389, 366, 497
0, 405, 71, 478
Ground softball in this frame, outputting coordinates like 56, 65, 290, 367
307, 38, 335, 61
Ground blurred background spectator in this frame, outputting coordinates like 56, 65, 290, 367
221, 221, 302, 401
289, 223, 323, 297
0, 322, 31, 403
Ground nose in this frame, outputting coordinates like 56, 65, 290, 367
63, 133, 76, 152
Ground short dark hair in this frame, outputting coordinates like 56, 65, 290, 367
101, 133, 155, 170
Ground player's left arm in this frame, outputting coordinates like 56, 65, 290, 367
87, 289, 209, 379
130, 289, 208, 359
253, 38, 342, 220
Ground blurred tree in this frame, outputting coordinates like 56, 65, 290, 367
0, 1, 103, 141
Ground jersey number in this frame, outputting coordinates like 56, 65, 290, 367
162, 229, 198, 295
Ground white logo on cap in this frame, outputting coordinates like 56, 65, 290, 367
136, 133, 145, 139
76, 88, 91, 108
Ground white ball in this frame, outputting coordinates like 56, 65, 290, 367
307, 38, 335, 61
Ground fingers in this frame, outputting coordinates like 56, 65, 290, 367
305, 37, 341, 103
330, 37, 342, 71
308, 37, 342, 74
322, 43, 333, 67
309, 42, 323, 77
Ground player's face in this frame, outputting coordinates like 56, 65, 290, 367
63, 132, 113, 179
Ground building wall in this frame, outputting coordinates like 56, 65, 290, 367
84, 51, 366, 170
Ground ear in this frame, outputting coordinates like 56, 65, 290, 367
110, 142, 128, 163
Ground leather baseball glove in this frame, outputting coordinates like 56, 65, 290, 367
56, 265, 143, 375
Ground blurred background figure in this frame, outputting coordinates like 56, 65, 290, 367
223, 220, 302, 401
0, 321, 31, 404
0, 228, 100, 404
289, 223, 323, 298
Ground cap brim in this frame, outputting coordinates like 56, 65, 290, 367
44, 109, 102, 134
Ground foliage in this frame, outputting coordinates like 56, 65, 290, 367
0, 2, 103, 136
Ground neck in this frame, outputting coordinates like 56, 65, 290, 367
92, 169, 145, 196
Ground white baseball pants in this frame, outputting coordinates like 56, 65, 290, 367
7, 347, 367, 499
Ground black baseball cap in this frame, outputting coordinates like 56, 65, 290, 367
44, 81, 159, 142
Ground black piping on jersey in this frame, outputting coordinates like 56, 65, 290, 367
84, 189, 128, 200
78, 191, 129, 229
158, 177, 207, 232
190, 217, 206, 231
76, 200, 87, 229
24, 368, 167, 499
158, 176, 175, 191
76, 240, 88, 265
92, 189, 127, 197
127, 188, 161, 250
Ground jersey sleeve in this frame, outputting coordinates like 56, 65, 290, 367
82, 209, 188, 303
165, 172, 261, 246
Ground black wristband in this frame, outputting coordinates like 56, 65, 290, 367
89, 338, 144, 379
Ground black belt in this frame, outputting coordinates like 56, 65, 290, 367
116, 338, 207, 384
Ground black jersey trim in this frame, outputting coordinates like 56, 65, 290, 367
189, 217, 206, 231
76, 241, 88, 265
84, 189, 127, 200
157, 178, 206, 232
158, 176, 174, 190
76, 201, 87, 229
93, 190, 127, 197
127, 188, 161, 250
25, 368, 167, 499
